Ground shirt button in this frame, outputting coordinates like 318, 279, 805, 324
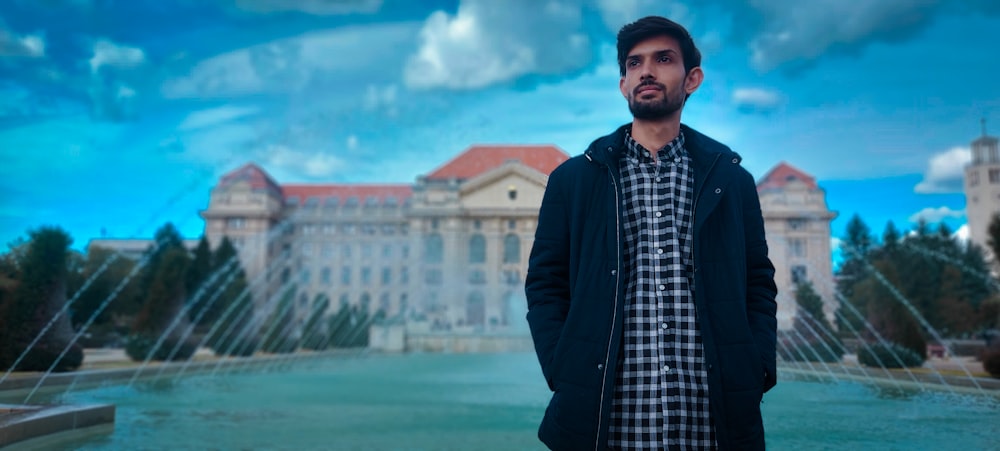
714, 188, 722, 194
610, 269, 617, 276
661, 323, 669, 329
658, 284, 666, 291
655, 177, 661, 182
664, 365, 671, 373
657, 248, 664, 254
597, 363, 604, 370
655, 211, 662, 217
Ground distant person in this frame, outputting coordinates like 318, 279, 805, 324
525, 16, 778, 451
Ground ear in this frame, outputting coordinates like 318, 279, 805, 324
684, 67, 704, 95
619, 75, 628, 99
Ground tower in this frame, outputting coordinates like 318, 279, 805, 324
963, 119, 1000, 257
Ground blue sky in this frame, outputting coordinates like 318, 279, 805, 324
1, 0, 998, 254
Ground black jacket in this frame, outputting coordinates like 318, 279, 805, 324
525, 123, 778, 450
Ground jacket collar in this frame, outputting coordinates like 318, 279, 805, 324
584, 122, 740, 174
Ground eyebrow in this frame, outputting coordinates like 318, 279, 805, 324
627, 48, 679, 60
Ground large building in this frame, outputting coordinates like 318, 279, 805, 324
757, 162, 838, 330
200, 147, 836, 333
201, 145, 568, 333
964, 121, 1000, 256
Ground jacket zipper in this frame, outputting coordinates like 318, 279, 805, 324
595, 157, 621, 451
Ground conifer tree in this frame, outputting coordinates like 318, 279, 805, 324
0, 227, 83, 371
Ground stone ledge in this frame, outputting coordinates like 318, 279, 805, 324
0, 404, 115, 449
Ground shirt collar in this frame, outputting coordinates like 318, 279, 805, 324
623, 127, 686, 163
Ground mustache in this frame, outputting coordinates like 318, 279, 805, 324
633, 80, 664, 96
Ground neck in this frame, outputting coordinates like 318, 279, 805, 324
630, 117, 681, 160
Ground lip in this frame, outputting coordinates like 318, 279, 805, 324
636, 85, 661, 95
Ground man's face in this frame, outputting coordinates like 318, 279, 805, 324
619, 35, 702, 121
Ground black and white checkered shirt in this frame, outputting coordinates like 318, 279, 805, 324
608, 129, 716, 450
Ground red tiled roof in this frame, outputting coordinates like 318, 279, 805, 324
425, 145, 569, 180
219, 163, 282, 194
281, 184, 412, 206
756, 162, 817, 190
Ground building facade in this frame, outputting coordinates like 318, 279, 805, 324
200, 149, 836, 333
757, 162, 838, 330
200, 145, 568, 333
964, 123, 1000, 256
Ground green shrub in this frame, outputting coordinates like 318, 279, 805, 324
858, 342, 925, 368
12, 342, 84, 372
981, 344, 1000, 379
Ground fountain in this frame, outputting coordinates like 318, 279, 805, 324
2, 220, 999, 450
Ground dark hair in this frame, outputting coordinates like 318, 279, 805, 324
617, 16, 701, 76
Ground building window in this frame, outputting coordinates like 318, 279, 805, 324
990, 169, 1000, 184
321, 244, 334, 258
300, 269, 311, 284
341, 267, 351, 285
431, 219, 439, 230
508, 185, 517, 201
362, 244, 373, 259
969, 171, 979, 186
466, 292, 485, 327
789, 238, 806, 258
502, 269, 521, 285
508, 219, 517, 230
473, 220, 481, 230
402, 245, 410, 259
227, 217, 246, 230
425, 268, 443, 285
382, 224, 396, 235
401, 266, 409, 284
321, 267, 331, 285
424, 234, 444, 263
342, 245, 352, 259
468, 269, 487, 284
301, 243, 314, 257
791, 265, 808, 284
381, 267, 391, 285
469, 234, 486, 263
361, 267, 372, 285
503, 234, 521, 264
788, 219, 806, 231
302, 224, 317, 235
382, 245, 392, 258
361, 224, 376, 235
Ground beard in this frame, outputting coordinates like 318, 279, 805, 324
627, 82, 685, 120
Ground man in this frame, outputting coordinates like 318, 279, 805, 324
525, 16, 778, 451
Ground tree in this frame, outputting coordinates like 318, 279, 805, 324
260, 285, 298, 353
185, 236, 213, 325
0, 227, 83, 372
125, 246, 196, 361
779, 281, 843, 362
300, 294, 330, 350
66, 246, 140, 345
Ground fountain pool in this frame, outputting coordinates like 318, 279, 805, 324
5, 352, 998, 450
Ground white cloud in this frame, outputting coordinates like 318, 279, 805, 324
90, 39, 146, 73
234, 0, 383, 15
732, 87, 784, 112
163, 23, 417, 98
908, 206, 964, 224
404, 0, 591, 90
179, 106, 260, 131
266, 144, 345, 178
747, 0, 942, 71
364, 84, 398, 116
0, 28, 45, 57
914, 146, 970, 193
954, 224, 969, 243
594, 0, 692, 32
346, 135, 359, 150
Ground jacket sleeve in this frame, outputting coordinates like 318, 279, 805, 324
525, 165, 572, 390
741, 170, 779, 392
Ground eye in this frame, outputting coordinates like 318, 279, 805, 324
627, 59, 639, 68
658, 55, 671, 63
